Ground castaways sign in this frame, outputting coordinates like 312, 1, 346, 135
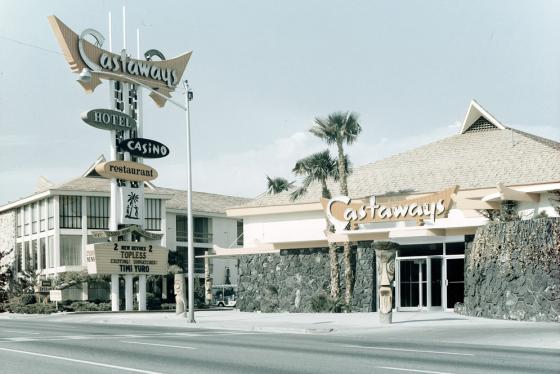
118, 138, 170, 158
86, 241, 168, 275
322, 186, 458, 231
95, 160, 158, 182
82, 109, 136, 131
48, 15, 192, 107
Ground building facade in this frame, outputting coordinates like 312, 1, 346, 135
224, 101, 560, 313
0, 157, 249, 302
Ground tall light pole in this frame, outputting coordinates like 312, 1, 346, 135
184, 80, 195, 323
79, 69, 196, 322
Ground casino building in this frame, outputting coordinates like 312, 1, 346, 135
222, 100, 560, 313
0, 156, 249, 303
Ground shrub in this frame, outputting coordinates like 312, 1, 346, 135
20, 294, 36, 305
66, 301, 111, 312
310, 293, 347, 313
146, 292, 161, 310
7, 300, 56, 314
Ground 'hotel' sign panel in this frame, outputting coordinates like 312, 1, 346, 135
323, 186, 458, 231
86, 242, 168, 275
82, 109, 136, 131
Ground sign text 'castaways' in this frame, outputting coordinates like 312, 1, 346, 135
95, 160, 158, 182
322, 186, 458, 232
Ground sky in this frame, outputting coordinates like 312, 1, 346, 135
1, 1, 559, 205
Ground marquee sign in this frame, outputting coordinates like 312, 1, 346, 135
48, 15, 192, 107
118, 138, 170, 158
86, 241, 168, 275
82, 109, 136, 131
323, 186, 458, 231
95, 160, 158, 182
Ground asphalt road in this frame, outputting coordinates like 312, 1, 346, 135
0, 319, 558, 374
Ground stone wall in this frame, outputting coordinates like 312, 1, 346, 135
461, 218, 560, 322
237, 243, 376, 312
0, 211, 16, 289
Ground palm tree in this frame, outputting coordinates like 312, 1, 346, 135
310, 111, 362, 306
289, 150, 344, 299
266, 176, 294, 195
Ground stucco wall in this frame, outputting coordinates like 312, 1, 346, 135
237, 243, 376, 312
460, 218, 560, 322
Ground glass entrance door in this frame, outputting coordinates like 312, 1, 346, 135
398, 259, 427, 310
445, 258, 465, 309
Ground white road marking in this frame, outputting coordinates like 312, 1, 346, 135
377, 367, 454, 374
0, 347, 164, 374
121, 341, 197, 350
340, 344, 474, 356
4, 330, 40, 335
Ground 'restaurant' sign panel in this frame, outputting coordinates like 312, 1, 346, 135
95, 160, 158, 182
118, 138, 170, 158
48, 15, 192, 107
82, 109, 136, 131
322, 186, 458, 232
86, 241, 168, 275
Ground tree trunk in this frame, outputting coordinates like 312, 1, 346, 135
329, 242, 340, 299
336, 139, 348, 195
343, 241, 353, 306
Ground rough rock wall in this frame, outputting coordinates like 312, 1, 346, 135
461, 218, 560, 322
237, 243, 376, 312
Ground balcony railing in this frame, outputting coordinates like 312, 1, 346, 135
176, 231, 213, 244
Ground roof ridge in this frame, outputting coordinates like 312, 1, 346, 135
509, 128, 560, 150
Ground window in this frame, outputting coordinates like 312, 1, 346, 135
87, 197, 109, 229
16, 208, 22, 238
31, 240, 38, 271
24, 242, 31, 271
40, 200, 46, 232
40, 238, 46, 270
60, 196, 82, 229
32, 203, 38, 234
16, 243, 22, 272
47, 236, 54, 268
48, 198, 54, 230
176, 215, 188, 242
176, 246, 206, 273
175, 216, 212, 243
24, 205, 30, 235
145, 199, 161, 231
237, 220, 243, 246
60, 235, 81, 266
194, 217, 212, 243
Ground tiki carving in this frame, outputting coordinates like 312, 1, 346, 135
174, 273, 187, 315
373, 241, 399, 324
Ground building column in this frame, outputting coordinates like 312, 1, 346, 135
125, 274, 134, 311
111, 274, 119, 311
138, 275, 147, 311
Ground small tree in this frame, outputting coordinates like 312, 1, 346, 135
266, 176, 294, 195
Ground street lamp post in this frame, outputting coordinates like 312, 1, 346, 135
79, 69, 196, 322
183, 80, 195, 323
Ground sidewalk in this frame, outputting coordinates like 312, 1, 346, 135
7, 309, 557, 349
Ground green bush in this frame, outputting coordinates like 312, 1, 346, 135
20, 294, 36, 305
146, 292, 162, 310
7, 301, 56, 314
67, 301, 111, 312
310, 293, 348, 313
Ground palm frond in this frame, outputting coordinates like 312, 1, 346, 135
266, 176, 294, 195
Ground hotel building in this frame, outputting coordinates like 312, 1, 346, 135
0, 156, 249, 302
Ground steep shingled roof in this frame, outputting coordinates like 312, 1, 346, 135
25, 176, 250, 215
240, 127, 560, 208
